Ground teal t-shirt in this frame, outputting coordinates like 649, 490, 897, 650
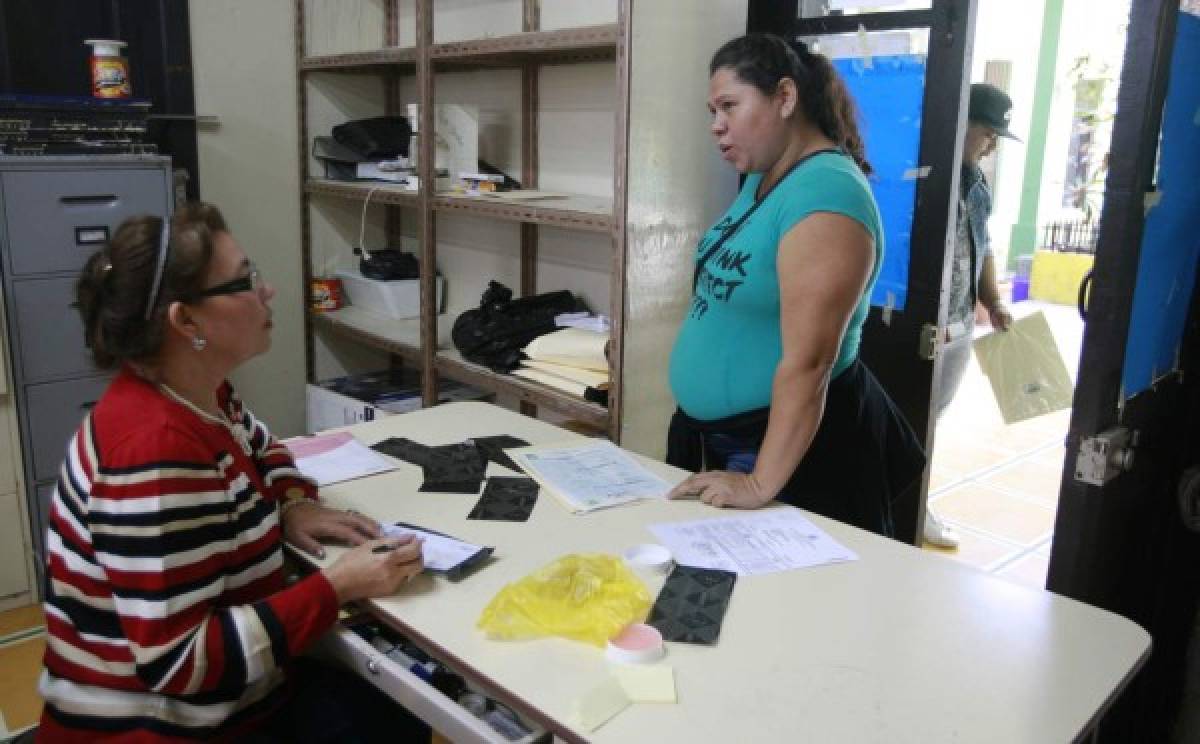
668, 152, 883, 421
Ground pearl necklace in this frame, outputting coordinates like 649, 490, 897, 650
158, 382, 254, 457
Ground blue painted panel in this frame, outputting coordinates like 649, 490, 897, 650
1122, 11, 1200, 397
834, 54, 928, 310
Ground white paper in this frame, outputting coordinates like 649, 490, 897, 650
508, 442, 670, 514
648, 510, 858, 576
286, 432, 398, 486
382, 523, 485, 573
555, 312, 612, 333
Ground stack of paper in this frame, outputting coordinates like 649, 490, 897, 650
284, 431, 398, 486
515, 327, 609, 401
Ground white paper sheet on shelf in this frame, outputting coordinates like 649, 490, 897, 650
479, 189, 568, 201
521, 359, 609, 388
648, 509, 858, 576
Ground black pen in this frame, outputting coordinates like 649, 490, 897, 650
373, 536, 422, 553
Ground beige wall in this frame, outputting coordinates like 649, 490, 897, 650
0, 293, 32, 606
190, 0, 307, 437
619, 0, 746, 456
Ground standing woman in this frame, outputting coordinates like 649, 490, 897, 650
38, 203, 427, 742
666, 34, 924, 538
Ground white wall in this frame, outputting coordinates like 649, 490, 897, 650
620, 0, 746, 455
190, 0, 308, 437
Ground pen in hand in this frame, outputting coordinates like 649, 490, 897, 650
372, 535, 422, 553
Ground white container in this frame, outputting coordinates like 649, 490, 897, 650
305, 384, 394, 434
305, 373, 491, 434
336, 269, 444, 320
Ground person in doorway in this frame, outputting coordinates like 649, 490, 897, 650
37, 203, 429, 742
665, 33, 925, 539
924, 83, 1019, 549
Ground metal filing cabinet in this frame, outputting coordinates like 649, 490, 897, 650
0, 156, 172, 575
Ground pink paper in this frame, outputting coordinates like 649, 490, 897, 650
283, 431, 355, 458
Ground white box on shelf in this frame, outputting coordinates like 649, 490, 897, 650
335, 270, 444, 320
305, 369, 492, 434
305, 384, 392, 434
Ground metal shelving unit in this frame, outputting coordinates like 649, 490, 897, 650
295, 1, 629, 439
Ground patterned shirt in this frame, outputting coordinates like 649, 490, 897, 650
949, 164, 996, 330
669, 151, 883, 420
38, 369, 336, 742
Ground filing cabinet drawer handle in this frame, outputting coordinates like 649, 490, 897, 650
60, 194, 118, 207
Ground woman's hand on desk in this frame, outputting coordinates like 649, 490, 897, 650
282, 500, 381, 559
667, 471, 772, 509
323, 535, 425, 604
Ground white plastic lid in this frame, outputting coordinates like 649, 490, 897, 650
85, 39, 127, 56
605, 623, 665, 664
622, 543, 673, 574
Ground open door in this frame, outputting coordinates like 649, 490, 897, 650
1049, 1, 1200, 740
748, 0, 977, 543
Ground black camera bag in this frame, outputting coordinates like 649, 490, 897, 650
451, 281, 583, 372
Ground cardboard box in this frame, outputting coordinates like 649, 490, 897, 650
336, 270, 444, 320
305, 369, 490, 433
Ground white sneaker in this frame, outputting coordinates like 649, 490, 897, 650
923, 510, 960, 549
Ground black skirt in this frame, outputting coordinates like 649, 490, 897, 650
666, 358, 925, 539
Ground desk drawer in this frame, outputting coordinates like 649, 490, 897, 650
2, 168, 168, 277
312, 619, 546, 744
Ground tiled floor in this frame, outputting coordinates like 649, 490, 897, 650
922, 300, 1084, 590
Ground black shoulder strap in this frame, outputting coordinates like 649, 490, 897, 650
692, 147, 841, 292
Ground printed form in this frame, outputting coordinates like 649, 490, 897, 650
649, 509, 858, 576
508, 441, 670, 513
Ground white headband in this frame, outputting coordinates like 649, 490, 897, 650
143, 218, 171, 320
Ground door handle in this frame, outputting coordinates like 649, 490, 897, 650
1179, 467, 1200, 533
1075, 426, 1136, 485
60, 194, 118, 207
1078, 270, 1094, 321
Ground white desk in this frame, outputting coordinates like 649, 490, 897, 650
306, 402, 1149, 743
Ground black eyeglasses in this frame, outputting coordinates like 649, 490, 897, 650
192, 263, 263, 300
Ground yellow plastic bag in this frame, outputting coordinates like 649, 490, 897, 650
478, 554, 651, 646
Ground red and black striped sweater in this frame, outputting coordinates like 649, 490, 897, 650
38, 369, 338, 742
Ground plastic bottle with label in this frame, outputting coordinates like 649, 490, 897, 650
85, 39, 132, 98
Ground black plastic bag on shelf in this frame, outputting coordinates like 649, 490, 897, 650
332, 115, 412, 160
359, 249, 419, 280
452, 281, 584, 373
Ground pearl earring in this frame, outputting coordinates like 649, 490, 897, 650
192, 336, 208, 351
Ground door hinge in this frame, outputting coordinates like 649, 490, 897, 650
1074, 426, 1137, 486
918, 323, 940, 361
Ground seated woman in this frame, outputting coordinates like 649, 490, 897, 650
38, 203, 427, 742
